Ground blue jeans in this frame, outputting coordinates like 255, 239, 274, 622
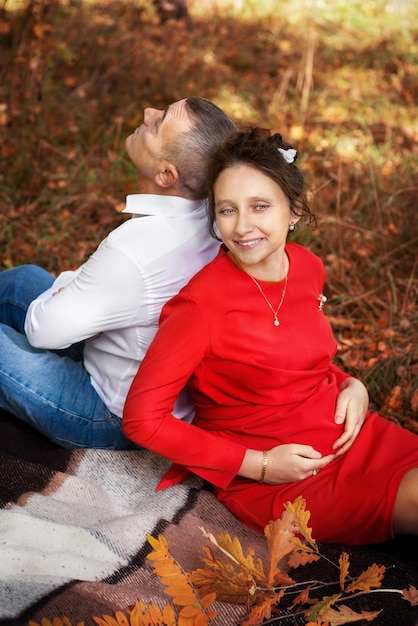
0, 265, 131, 449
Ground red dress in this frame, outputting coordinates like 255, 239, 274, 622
123, 243, 418, 544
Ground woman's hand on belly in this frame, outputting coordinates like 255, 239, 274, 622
332, 377, 369, 456
239, 444, 335, 484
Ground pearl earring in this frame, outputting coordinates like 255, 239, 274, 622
289, 223, 295, 231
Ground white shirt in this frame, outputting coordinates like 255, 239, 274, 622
25, 194, 220, 418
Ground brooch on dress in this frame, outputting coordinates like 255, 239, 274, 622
318, 293, 327, 310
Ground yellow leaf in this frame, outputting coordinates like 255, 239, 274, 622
284, 496, 317, 549
199, 527, 266, 584
147, 533, 170, 555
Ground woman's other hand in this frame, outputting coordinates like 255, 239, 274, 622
332, 376, 369, 456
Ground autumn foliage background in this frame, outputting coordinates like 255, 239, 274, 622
0, 0, 417, 428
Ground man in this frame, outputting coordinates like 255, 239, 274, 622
0, 97, 236, 448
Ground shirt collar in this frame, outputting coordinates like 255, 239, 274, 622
122, 194, 205, 217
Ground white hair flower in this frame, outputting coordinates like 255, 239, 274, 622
278, 147, 297, 164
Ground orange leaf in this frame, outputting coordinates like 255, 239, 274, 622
147, 533, 170, 556
288, 547, 320, 569
241, 591, 285, 626
178, 604, 203, 618
402, 585, 418, 606
171, 592, 199, 606
92, 614, 119, 626
162, 603, 177, 624
200, 592, 216, 609
288, 585, 316, 609
147, 602, 165, 623
264, 514, 298, 586
345, 563, 385, 594
321, 604, 381, 623
339, 552, 350, 590
284, 496, 317, 549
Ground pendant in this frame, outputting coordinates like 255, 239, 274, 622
274, 318, 280, 327
318, 293, 327, 310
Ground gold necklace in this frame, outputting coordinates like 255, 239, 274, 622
249, 274, 288, 326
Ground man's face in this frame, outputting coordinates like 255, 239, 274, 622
125, 99, 193, 191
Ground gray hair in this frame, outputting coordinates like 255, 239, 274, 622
163, 97, 237, 200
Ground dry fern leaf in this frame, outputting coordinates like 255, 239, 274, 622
93, 611, 129, 626
146, 534, 217, 622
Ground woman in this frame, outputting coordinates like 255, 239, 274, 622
123, 128, 418, 544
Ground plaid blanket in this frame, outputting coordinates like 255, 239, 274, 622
1, 408, 417, 626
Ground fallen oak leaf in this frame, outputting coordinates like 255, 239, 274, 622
288, 585, 317, 609
304, 593, 342, 622
320, 604, 381, 624
402, 585, 418, 606
264, 514, 298, 586
288, 545, 320, 569
345, 563, 385, 594
339, 552, 350, 591
284, 496, 318, 549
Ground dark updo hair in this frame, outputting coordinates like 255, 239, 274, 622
207, 127, 316, 239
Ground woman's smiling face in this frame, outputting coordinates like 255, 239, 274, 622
214, 164, 298, 280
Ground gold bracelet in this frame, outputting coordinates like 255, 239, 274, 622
259, 450, 268, 483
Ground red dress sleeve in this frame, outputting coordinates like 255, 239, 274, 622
122, 294, 247, 489
329, 363, 352, 387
